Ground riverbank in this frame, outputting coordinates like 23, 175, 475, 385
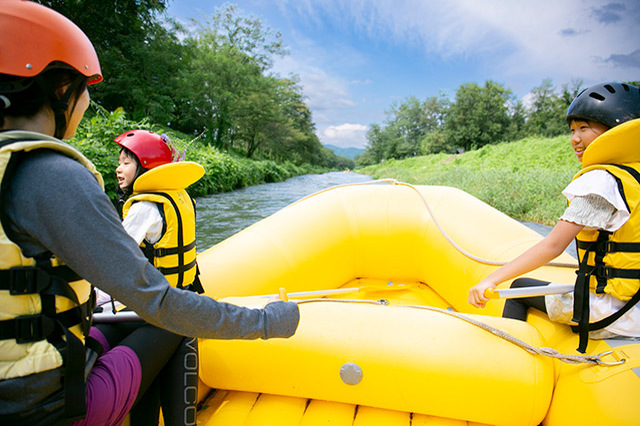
358, 134, 581, 225
69, 105, 331, 205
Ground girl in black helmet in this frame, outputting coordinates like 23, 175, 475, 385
0, 2, 299, 425
469, 82, 640, 353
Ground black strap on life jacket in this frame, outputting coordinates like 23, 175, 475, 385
190, 263, 205, 294
0, 140, 92, 420
570, 164, 640, 353
0, 258, 92, 421
140, 192, 202, 293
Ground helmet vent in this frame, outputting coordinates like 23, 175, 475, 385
566, 81, 640, 128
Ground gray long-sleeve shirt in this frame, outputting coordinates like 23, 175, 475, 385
1, 135, 299, 340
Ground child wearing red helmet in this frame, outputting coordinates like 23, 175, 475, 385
96, 129, 203, 424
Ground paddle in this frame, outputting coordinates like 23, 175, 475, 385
92, 310, 144, 323
484, 283, 574, 299
92, 286, 380, 323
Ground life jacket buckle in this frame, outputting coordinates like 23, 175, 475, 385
595, 265, 614, 278
596, 240, 611, 253
8, 267, 50, 295
14, 314, 52, 343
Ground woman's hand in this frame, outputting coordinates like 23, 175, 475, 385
468, 279, 496, 308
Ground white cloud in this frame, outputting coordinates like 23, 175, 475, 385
271, 35, 369, 147
275, 0, 640, 91
267, 0, 639, 148
322, 123, 368, 148
273, 51, 356, 111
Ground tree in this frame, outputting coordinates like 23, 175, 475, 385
523, 79, 581, 137
419, 93, 450, 154
505, 98, 526, 142
173, 4, 287, 149
235, 76, 319, 162
362, 124, 388, 164
38, 1, 331, 168
37, 1, 184, 126
444, 81, 513, 151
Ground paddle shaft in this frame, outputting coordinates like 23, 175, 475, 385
485, 283, 574, 299
92, 311, 143, 323
92, 287, 365, 323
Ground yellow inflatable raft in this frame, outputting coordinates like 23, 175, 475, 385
194, 182, 640, 425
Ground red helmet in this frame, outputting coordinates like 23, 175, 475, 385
115, 130, 175, 169
0, 0, 102, 84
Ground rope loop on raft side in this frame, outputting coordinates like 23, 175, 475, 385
296, 298, 626, 366
293, 178, 578, 269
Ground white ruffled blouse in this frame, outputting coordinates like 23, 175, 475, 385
547, 169, 640, 338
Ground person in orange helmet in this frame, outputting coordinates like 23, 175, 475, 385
0, 2, 299, 425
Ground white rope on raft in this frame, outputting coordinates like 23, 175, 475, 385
290, 178, 578, 269
296, 298, 625, 366
92, 295, 627, 366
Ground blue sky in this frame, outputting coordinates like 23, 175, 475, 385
167, 0, 640, 149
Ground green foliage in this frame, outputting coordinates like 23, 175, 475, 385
523, 79, 582, 137
420, 129, 454, 155
40, 2, 635, 178
37, 1, 183, 125
360, 94, 449, 165
173, 4, 288, 150
445, 80, 514, 151
360, 79, 592, 165
38, 1, 330, 168
69, 104, 327, 205
360, 134, 581, 225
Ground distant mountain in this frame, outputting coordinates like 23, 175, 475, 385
324, 144, 365, 160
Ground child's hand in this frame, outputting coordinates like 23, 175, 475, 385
468, 280, 496, 308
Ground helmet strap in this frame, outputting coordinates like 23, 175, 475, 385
34, 75, 84, 139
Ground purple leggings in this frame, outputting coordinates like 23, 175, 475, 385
72, 328, 141, 426
72, 324, 186, 425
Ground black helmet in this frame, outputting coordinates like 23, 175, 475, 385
566, 82, 640, 128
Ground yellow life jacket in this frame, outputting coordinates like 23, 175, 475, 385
122, 161, 204, 290
0, 131, 103, 419
572, 162, 640, 301
569, 119, 640, 352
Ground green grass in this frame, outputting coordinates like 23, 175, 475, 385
359, 135, 581, 225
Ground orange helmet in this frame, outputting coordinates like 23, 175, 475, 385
0, 0, 102, 84
115, 130, 176, 169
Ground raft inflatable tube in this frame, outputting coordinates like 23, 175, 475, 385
200, 301, 553, 425
195, 183, 640, 425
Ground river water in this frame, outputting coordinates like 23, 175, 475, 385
195, 171, 374, 250
195, 171, 574, 258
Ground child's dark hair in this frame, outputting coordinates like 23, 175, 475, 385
0, 67, 88, 129
116, 147, 148, 203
